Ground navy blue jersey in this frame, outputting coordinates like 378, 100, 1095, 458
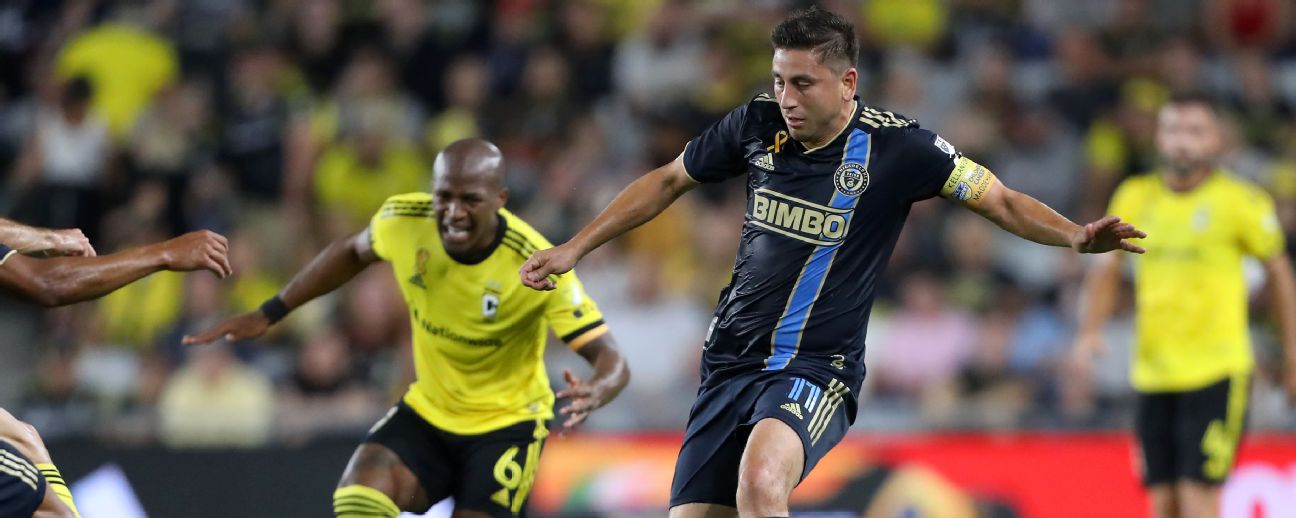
684, 94, 961, 393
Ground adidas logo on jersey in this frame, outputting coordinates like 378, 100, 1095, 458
751, 153, 775, 171
781, 402, 804, 420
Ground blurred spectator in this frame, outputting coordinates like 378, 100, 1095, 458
126, 81, 214, 233
613, 1, 705, 112
159, 343, 274, 448
861, 0, 949, 50
54, 7, 177, 138
217, 44, 297, 202
19, 347, 97, 439
276, 329, 382, 441
377, 0, 448, 111
556, 0, 617, 103
289, 47, 424, 210
425, 55, 489, 152
1047, 29, 1119, 132
283, 0, 345, 96
872, 272, 976, 405
1204, 0, 1291, 51
11, 76, 109, 241
311, 106, 426, 236
1226, 51, 1296, 154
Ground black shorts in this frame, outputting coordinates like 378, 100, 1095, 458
670, 369, 853, 508
1135, 374, 1250, 486
364, 402, 550, 517
0, 439, 45, 518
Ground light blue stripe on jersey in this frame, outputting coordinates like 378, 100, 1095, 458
805, 384, 822, 411
765, 129, 871, 370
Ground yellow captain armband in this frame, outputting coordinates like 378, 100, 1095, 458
939, 156, 998, 207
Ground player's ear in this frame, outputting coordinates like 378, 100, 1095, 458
497, 187, 509, 207
840, 67, 857, 101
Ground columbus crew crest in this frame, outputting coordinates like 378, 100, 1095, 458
834, 162, 869, 196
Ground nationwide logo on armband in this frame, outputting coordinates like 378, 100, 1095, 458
749, 188, 851, 246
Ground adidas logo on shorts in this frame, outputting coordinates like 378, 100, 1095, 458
780, 402, 803, 420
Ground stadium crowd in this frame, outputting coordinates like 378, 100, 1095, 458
1, 0, 1295, 447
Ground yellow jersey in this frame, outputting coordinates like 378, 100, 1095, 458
369, 194, 608, 434
1109, 171, 1285, 392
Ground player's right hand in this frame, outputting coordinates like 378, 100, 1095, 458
181, 311, 271, 346
161, 230, 232, 278
42, 228, 95, 257
519, 244, 579, 291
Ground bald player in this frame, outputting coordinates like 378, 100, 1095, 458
184, 138, 629, 518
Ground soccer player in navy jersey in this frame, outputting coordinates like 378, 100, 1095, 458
521, 8, 1146, 518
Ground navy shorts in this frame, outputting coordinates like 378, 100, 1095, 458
669, 369, 853, 508
0, 439, 45, 518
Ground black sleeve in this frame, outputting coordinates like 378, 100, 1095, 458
897, 127, 959, 201
681, 103, 749, 183
0, 244, 13, 265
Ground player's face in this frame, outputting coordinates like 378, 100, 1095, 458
1155, 104, 1223, 175
433, 171, 507, 255
772, 48, 856, 144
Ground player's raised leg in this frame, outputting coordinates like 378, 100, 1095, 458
736, 419, 804, 517
335, 443, 428, 518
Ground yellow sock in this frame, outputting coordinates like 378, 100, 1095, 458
34, 463, 80, 518
333, 484, 400, 518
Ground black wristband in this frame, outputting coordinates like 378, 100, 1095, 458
259, 295, 290, 324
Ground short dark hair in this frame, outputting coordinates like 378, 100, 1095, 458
1165, 91, 1219, 115
770, 6, 859, 72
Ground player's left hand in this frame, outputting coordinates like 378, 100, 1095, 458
1071, 216, 1147, 254
555, 369, 609, 433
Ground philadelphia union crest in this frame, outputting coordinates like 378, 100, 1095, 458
834, 162, 869, 196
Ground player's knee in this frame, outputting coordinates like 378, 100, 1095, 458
334, 484, 400, 518
735, 460, 792, 509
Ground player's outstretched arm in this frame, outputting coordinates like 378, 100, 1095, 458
555, 335, 629, 433
0, 230, 230, 307
520, 155, 697, 290
182, 228, 379, 346
967, 181, 1147, 254
1261, 253, 1296, 400
0, 219, 94, 257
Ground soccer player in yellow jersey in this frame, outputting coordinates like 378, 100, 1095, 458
184, 138, 629, 518
1075, 94, 1296, 518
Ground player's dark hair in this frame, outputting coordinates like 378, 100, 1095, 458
770, 6, 859, 72
1165, 91, 1220, 116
